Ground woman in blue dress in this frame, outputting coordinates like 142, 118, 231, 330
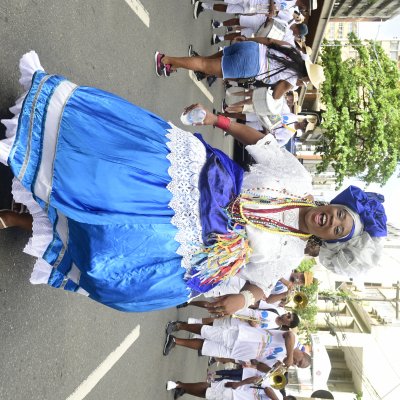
0, 52, 387, 313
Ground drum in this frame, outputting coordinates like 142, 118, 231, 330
252, 87, 283, 130
255, 18, 287, 40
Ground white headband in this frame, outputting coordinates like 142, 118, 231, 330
331, 204, 364, 240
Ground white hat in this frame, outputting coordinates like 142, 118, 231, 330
304, 60, 325, 89
298, 116, 317, 131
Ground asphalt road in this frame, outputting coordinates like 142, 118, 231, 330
0, 1, 233, 399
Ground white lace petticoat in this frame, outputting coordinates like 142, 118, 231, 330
0, 51, 207, 284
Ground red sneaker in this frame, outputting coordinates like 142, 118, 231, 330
155, 51, 165, 77
164, 63, 173, 77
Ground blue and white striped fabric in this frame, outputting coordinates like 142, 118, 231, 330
8, 70, 191, 311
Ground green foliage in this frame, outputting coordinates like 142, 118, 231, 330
318, 289, 352, 305
296, 258, 316, 272
319, 34, 400, 186
292, 258, 319, 342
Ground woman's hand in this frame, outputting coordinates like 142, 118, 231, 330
183, 103, 218, 126
206, 294, 246, 317
283, 355, 294, 368
232, 35, 247, 43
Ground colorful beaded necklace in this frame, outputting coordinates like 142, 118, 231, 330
227, 191, 316, 239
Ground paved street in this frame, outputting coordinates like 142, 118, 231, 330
0, 1, 232, 399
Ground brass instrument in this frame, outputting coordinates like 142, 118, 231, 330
231, 313, 264, 324
254, 364, 287, 390
292, 291, 308, 309
286, 286, 308, 309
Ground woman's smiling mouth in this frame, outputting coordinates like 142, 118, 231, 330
315, 212, 327, 226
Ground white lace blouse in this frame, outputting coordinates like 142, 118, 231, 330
236, 134, 313, 295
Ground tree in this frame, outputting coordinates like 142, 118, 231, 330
318, 33, 400, 186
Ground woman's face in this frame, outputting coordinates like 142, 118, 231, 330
301, 205, 354, 241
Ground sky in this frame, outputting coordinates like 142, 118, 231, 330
358, 14, 400, 40
340, 167, 400, 229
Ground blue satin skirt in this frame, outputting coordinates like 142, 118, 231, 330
8, 71, 243, 312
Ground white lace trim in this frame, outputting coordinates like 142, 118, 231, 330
0, 52, 54, 284
165, 123, 206, 270
11, 179, 54, 284
2, 52, 208, 285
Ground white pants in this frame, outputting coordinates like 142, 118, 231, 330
206, 380, 234, 400
201, 326, 239, 358
224, 0, 269, 14
239, 14, 267, 37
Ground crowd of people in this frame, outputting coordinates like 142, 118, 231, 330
163, 271, 312, 399
0, 1, 389, 399
155, 0, 323, 148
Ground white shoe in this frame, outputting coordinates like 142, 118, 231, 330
166, 381, 177, 390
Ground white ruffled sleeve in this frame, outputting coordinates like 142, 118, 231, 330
242, 134, 313, 198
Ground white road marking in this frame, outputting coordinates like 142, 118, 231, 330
66, 325, 141, 400
189, 71, 214, 103
124, 0, 150, 27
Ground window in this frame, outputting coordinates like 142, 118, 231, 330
338, 22, 344, 39
328, 23, 335, 40
390, 51, 398, 61
390, 41, 399, 51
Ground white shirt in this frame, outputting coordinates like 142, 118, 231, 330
258, 46, 299, 87
272, 112, 298, 146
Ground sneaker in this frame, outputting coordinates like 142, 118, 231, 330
194, 70, 206, 81
211, 19, 221, 29
207, 75, 217, 87
166, 381, 177, 391
164, 63, 172, 77
163, 335, 176, 356
154, 51, 165, 77
188, 46, 200, 58
208, 357, 217, 366
211, 34, 221, 45
194, 1, 204, 19
174, 388, 186, 400
221, 98, 227, 112
226, 26, 235, 32
165, 321, 182, 335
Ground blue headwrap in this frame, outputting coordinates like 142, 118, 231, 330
330, 186, 387, 242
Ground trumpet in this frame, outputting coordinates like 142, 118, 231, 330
254, 364, 287, 390
231, 313, 265, 324
286, 288, 308, 309
292, 291, 308, 308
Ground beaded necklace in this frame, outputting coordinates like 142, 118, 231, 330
227, 191, 316, 239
